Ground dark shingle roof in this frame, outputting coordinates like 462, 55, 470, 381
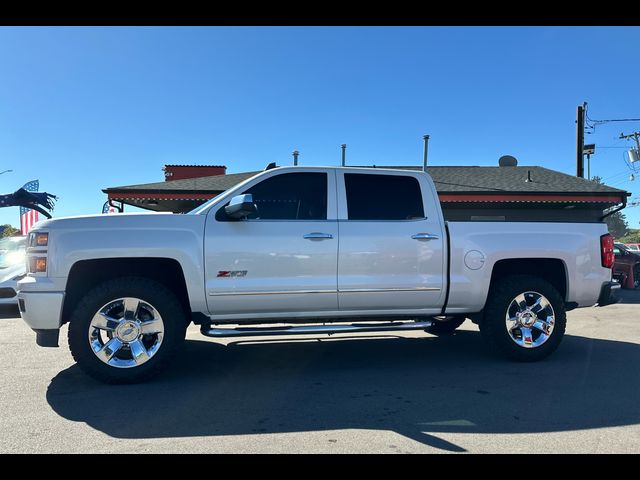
426, 166, 626, 195
104, 165, 628, 197
356, 165, 627, 195
104, 171, 260, 194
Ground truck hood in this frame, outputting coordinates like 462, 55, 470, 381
27, 212, 208, 283
32, 212, 206, 233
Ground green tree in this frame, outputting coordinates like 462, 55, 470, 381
592, 176, 629, 239
0, 224, 20, 238
619, 229, 640, 244
605, 211, 630, 238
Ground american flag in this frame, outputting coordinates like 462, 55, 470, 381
102, 200, 117, 214
20, 180, 39, 235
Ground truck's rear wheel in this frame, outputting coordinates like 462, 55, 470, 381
479, 274, 566, 362
68, 277, 186, 384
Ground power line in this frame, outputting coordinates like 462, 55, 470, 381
585, 105, 640, 125
584, 104, 640, 134
602, 166, 634, 178
612, 177, 637, 187
602, 171, 635, 183
599, 155, 639, 183
590, 118, 640, 124
579, 103, 640, 181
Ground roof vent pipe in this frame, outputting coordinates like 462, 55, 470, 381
341, 144, 346, 166
423, 135, 430, 171
293, 150, 299, 166
525, 170, 532, 182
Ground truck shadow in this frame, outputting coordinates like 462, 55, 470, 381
46, 331, 640, 452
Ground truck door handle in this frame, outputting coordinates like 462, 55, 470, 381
412, 233, 439, 241
303, 232, 334, 240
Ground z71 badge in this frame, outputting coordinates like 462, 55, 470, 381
217, 270, 248, 278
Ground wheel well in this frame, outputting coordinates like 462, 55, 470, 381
489, 258, 567, 300
62, 258, 191, 325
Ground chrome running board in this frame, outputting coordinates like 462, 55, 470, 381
200, 320, 434, 338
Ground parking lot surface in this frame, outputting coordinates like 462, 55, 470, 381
1, 291, 640, 453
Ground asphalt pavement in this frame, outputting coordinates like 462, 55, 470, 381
1, 291, 640, 453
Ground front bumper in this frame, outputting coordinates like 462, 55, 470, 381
597, 281, 621, 307
18, 291, 65, 347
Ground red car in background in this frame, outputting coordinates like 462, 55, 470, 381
613, 243, 640, 289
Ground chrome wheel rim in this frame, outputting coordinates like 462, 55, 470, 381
88, 297, 164, 368
505, 291, 555, 349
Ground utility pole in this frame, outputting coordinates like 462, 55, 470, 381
620, 131, 640, 163
341, 144, 346, 166
292, 150, 299, 166
423, 134, 430, 171
619, 131, 640, 151
579, 105, 640, 174
576, 103, 586, 178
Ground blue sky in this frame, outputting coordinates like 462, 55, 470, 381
1, 26, 639, 227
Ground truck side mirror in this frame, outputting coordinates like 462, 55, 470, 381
224, 194, 257, 220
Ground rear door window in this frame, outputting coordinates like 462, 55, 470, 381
344, 173, 424, 220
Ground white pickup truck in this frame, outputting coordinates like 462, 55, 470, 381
18, 166, 619, 383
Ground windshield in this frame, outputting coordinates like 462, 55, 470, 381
0, 236, 27, 269
188, 197, 218, 215
187, 171, 263, 215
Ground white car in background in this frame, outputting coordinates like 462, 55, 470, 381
0, 236, 27, 305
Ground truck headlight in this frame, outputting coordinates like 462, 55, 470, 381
28, 257, 47, 273
30, 232, 48, 247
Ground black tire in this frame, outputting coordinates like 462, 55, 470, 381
634, 266, 640, 289
479, 274, 566, 362
68, 277, 186, 384
426, 316, 466, 335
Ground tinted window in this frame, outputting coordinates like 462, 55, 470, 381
345, 173, 424, 220
217, 172, 327, 221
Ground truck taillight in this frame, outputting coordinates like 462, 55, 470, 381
601, 233, 614, 268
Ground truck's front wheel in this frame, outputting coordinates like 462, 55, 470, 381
479, 274, 566, 362
68, 277, 186, 384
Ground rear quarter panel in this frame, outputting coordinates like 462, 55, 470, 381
446, 221, 611, 313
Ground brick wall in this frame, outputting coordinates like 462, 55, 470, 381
163, 165, 227, 181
